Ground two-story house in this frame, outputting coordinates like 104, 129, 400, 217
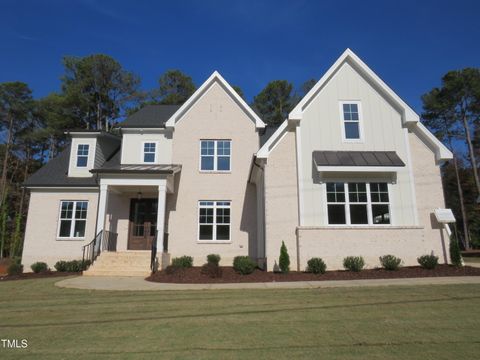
22, 49, 453, 275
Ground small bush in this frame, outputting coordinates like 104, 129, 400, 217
417, 254, 438, 269
379, 255, 402, 271
449, 237, 462, 267
171, 256, 193, 268
54, 260, 88, 272
233, 256, 256, 275
206, 254, 221, 266
54, 260, 68, 272
66, 260, 84, 272
31, 262, 48, 274
201, 263, 223, 278
279, 241, 290, 273
7, 262, 23, 276
343, 256, 365, 272
307, 258, 327, 274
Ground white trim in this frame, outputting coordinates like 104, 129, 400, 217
56, 200, 89, 240
411, 122, 453, 163
295, 125, 304, 226
141, 140, 158, 164
74, 143, 90, 168
199, 139, 232, 173
404, 128, 419, 225
256, 120, 289, 159
197, 200, 232, 242
27, 187, 99, 190
316, 166, 402, 173
339, 101, 364, 143
165, 71, 265, 129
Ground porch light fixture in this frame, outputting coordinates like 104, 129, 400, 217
137, 191, 142, 200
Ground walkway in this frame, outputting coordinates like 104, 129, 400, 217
55, 275, 480, 291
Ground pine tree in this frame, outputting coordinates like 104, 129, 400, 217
279, 241, 290, 273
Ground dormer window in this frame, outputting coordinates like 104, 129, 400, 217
76, 144, 89, 167
340, 101, 363, 141
143, 142, 156, 163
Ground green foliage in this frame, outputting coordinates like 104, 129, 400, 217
54, 260, 88, 272
171, 256, 193, 268
417, 255, 439, 269
7, 262, 23, 276
449, 236, 463, 266
306, 258, 327, 274
54, 260, 67, 272
232, 85, 244, 99
279, 241, 290, 273
157, 69, 196, 105
300, 78, 316, 97
379, 255, 402, 271
206, 254, 221, 266
343, 256, 365, 272
233, 256, 256, 275
31, 262, 48, 273
201, 263, 223, 278
252, 80, 297, 125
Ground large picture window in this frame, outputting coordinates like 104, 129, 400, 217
58, 201, 88, 238
340, 102, 362, 141
198, 201, 231, 241
200, 140, 231, 171
76, 144, 89, 167
326, 182, 390, 225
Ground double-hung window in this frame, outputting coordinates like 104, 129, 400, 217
341, 102, 362, 141
200, 140, 231, 171
76, 144, 89, 167
326, 182, 390, 225
143, 142, 156, 163
198, 201, 231, 241
58, 201, 88, 238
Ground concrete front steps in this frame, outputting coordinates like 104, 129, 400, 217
83, 251, 151, 277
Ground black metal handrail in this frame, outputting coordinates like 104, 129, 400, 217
150, 231, 158, 272
82, 230, 118, 269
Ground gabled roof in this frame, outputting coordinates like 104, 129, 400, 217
165, 71, 265, 129
119, 105, 180, 128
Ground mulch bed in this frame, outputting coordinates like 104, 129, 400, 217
0, 271, 81, 282
146, 265, 480, 284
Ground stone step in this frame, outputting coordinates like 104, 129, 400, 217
83, 270, 150, 277
83, 251, 152, 277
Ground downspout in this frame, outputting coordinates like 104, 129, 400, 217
252, 157, 267, 270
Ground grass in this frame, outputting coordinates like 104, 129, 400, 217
0, 277, 480, 359
464, 257, 480, 263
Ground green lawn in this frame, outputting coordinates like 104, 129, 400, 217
1, 278, 480, 359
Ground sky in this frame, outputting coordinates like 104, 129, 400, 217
0, 0, 479, 113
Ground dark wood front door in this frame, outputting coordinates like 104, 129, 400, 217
128, 198, 157, 250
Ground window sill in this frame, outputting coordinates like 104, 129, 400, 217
56, 238, 86, 241
298, 225, 424, 230
197, 240, 232, 244
199, 171, 232, 174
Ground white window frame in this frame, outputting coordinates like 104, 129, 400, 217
199, 140, 232, 172
325, 182, 391, 226
197, 200, 231, 242
141, 141, 157, 164
76, 144, 90, 168
57, 200, 89, 239
339, 101, 364, 143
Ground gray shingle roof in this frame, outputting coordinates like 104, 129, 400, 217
119, 105, 181, 128
313, 151, 405, 167
23, 148, 98, 187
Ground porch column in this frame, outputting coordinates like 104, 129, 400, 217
156, 183, 167, 254
96, 184, 109, 234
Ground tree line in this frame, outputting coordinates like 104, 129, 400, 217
0, 53, 478, 259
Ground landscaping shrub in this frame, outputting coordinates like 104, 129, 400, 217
417, 254, 438, 269
54, 260, 68, 272
343, 256, 365, 272
306, 258, 327, 274
201, 263, 223, 278
7, 262, 23, 276
279, 241, 290, 273
379, 255, 402, 271
233, 256, 256, 275
449, 237, 462, 267
206, 254, 221, 266
54, 260, 88, 272
31, 262, 48, 273
171, 256, 193, 268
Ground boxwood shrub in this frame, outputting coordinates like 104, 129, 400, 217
233, 256, 256, 275
417, 254, 438, 269
171, 256, 193, 268
206, 254, 221, 266
31, 262, 48, 274
7, 262, 23, 276
54, 260, 89, 272
306, 258, 327, 274
343, 256, 365, 272
379, 255, 402, 271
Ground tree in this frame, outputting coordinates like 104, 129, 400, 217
232, 85, 244, 99
252, 80, 296, 125
301, 78, 317, 97
423, 69, 480, 198
279, 241, 290, 273
449, 234, 463, 266
61, 54, 141, 130
154, 70, 196, 105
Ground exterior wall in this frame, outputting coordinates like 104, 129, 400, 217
264, 129, 299, 271
105, 191, 131, 251
68, 137, 97, 177
95, 136, 120, 169
22, 189, 99, 270
121, 130, 173, 165
299, 62, 415, 226
167, 81, 258, 266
